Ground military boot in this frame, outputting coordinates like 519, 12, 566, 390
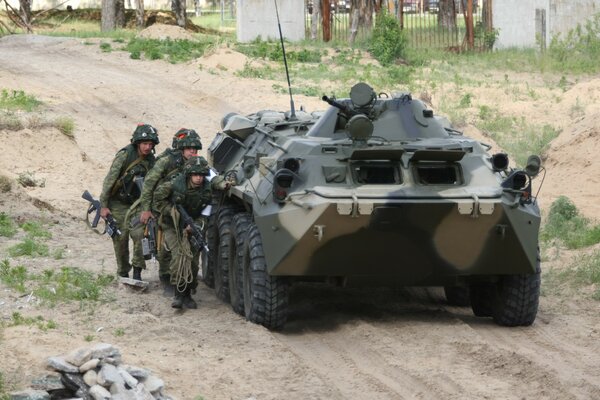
183, 290, 197, 309
132, 267, 142, 281
118, 272, 129, 278
171, 291, 184, 309
160, 274, 174, 297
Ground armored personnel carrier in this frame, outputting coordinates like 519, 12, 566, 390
203, 82, 542, 330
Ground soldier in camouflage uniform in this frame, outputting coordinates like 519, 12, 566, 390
152, 156, 212, 309
136, 128, 203, 294
100, 124, 159, 279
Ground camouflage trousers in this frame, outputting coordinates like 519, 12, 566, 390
108, 200, 145, 276
129, 209, 171, 278
161, 225, 199, 292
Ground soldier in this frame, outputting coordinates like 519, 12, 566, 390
100, 124, 159, 280
152, 156, 212, 309
136, 128, 203, 294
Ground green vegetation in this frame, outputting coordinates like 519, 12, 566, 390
236, 39, 322, 63
2, 312, 58, 331
0, 175, 10, 193
20, 221, 52, 239
546, 13, 600, 74
545, 250, 600, 300
114, 327, 125, 336
0, 371, 9, 400
0, 213, 17, 238
368, 11, 408, 66
0, 89, 41, 112
84, 334, 95, 342
55, 116, 75, 137
541, 196, 600, 249
99, 42, 112, 52
0, 260, 115, 304
7, 238, 49, 257
125, 38, 215, 63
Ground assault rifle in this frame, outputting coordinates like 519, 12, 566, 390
176, 205, 209, 253
82, 190, 121, 238
142, 217, 158, 261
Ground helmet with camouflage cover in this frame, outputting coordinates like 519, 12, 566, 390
131, 124, 159, 145
173, 128, 202, 150
184, 156, 210, 176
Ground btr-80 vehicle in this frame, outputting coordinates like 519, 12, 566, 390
203, 82, 542, 330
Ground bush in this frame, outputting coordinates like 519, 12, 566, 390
541, 196, 600, 249
369, 11, 408, 66
0, 213, 17, 237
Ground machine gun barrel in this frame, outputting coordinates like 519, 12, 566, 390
322, 95, 356, 117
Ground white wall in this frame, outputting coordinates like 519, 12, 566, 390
236, 0, 305, 42
494, 0, 600, 49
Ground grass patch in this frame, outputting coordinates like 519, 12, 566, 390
0, 213, 17, 238
0, 260, 115, 304
2, 312, 58, 331
114, 327, 125, 336
17, 171, 45, 188
20, 220, 52, 239
99, 42, 112, 52
124, 37, 215, 63
0, 175, 11, 193
55, 116, 75, 137
541, 196, 600, 249
0, 89, 41, 112
544, 250, 600, 300
7, 237, 49, 257
0, 371, 9, 400
0, 111, 24, 130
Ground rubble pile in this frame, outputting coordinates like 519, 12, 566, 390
10, 343, 174, 400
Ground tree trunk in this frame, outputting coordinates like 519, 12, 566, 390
18, 0, 32, 30
348, 8, 359, 44
482, 0, 492, 31
172, 0, 186, 27
101, 0, 117, 31
438, 0, 456, 29
136, 0, 144, 28
115, 0, 125, 28
310, 0, 321, 40
321, 0, 331, 42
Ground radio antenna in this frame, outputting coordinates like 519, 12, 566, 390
274, 0, 296, 120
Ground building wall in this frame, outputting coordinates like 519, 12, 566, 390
494, 0, 600, 49
236, 0, 304, 42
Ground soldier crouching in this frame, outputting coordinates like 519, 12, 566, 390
152, 156, 212, 309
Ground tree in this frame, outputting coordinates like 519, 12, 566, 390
438, 0, 457, 29
18, 0, 31, 30
349, 0, 375, 44
136, 0, 145, 28
172, 0, 186, 28
101, 0, 116, 31
310, 0, 322, 40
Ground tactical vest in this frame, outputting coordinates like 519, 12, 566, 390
113, 144, 155, 204
170, 173, 211, 220
156, 148, 185, 181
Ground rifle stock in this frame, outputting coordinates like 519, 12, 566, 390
82, 190, 122, 238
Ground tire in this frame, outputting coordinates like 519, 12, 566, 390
229, 213, 252, 315
444, 285, 470, 306
492, 254, 541, 327
214, 207, 237, 303
242, 222, 289, 330
469, 283, 494, 317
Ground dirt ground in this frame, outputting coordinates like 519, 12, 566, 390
1, 33, 600, 400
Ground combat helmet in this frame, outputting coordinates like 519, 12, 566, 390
173, 128, 202, 150
183, 156, 210, 176
131, 124, 159, 145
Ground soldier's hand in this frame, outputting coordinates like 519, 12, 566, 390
184, 225, 192, 234
100, 207, 111, 219
140, 210, 154, 224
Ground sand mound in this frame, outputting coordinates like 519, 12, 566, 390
195, 47, 251, 73
136, 23, 196, 41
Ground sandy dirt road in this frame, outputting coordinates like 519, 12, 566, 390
1, 34, 600, 400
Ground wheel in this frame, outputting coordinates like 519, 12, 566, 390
491, 254, 541, 327
214, 207, 237, 303
444, 285, 470, 306
229, 212, 252, 315
469, 283, 494, 317
242, 222, 289, 330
